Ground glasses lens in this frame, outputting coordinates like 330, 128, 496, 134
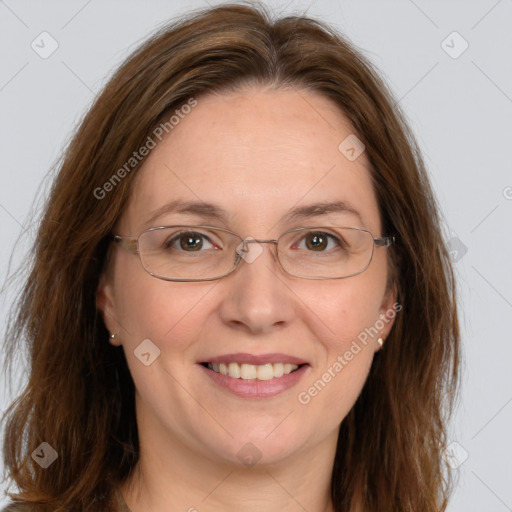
138, 226, 240, 280
277, 227, 374, 279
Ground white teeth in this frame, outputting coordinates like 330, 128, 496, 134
273, 362, 284, 378
207, 362, 300, 380
228, 362, 241, 379
256, 364, 274, 381
240, 363, 257, 380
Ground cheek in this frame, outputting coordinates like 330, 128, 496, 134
111, 257, 209, 353
295, 282, 381, 428
299, 274, 384, 394
312, 274, 385, 347
112, 274, 211, 409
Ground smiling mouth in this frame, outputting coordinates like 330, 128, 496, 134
201, 362, 304, 380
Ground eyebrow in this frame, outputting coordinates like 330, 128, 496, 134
145, 199, 363, 227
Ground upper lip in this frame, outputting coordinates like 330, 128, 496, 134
200, 353, 308, 366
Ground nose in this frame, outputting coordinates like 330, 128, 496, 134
217, 239, 296, 334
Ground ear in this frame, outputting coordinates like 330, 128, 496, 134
375, 283, 399, 349
96, 271, 122, 346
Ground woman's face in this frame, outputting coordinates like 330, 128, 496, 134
98, 86, 396, 468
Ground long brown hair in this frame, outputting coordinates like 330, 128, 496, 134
1, 2, 460, 510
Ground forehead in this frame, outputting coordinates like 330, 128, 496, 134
122, 87, 381, 235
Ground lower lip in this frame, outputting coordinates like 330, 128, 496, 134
198, 364, 309, 398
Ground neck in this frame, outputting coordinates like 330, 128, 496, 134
121, 461, 335, 512
120, 412, 337, 512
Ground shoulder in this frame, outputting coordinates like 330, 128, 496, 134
1, 492, 128, 512
0, 491, 129, 512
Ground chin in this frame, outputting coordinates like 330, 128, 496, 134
202, 427, 308, 469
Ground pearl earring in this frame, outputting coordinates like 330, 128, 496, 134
109, 333, 116, 339
377, 337, 384, 347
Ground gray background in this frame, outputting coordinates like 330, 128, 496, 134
1, 0, 511, 509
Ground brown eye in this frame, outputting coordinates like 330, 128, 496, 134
179, 233, 203, 251
165, 232, 213, 252
298, 231, 343, 252
305, 232, 328, 251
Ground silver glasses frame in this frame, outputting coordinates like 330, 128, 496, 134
112, 225, 396, 282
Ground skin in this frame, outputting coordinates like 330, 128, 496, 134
97, 85, 397, 512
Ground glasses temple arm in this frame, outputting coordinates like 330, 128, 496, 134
374, 235, 396, 247
113, 235, 139, 254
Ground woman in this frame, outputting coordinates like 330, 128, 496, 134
1, 2, 460, 511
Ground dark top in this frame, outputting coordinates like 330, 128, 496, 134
1, 488, 131, 511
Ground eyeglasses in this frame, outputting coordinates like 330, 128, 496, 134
112, 225, 395, 282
